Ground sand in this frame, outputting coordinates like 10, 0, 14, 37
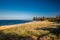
0, 21, 59, 30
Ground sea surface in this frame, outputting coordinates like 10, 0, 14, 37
0, 20, 32, 26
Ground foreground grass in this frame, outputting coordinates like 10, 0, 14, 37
0, 21, 60, 40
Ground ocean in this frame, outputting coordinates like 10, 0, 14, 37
0, 20, 32, 26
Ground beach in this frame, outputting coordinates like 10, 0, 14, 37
0, 21, 58, 30
0, 21, 60, 40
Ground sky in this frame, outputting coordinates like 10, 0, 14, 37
0, 0, 60, 20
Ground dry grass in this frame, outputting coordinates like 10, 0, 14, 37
0, 21, 56, 36
0, 21, 60, 40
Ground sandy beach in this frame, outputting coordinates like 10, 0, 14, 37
0, 21, 58, 30
0, 21, 60, 40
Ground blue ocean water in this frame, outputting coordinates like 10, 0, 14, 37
0, 20, 32, 26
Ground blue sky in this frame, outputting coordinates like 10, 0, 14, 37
0, 0, 60, 20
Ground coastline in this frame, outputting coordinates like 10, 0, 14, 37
0, 21, 60, 30
0, 21, 60, 40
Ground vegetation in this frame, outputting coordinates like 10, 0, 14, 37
0, 21, 60, 40
33, 15, 60, 23
0, 15, 60, 40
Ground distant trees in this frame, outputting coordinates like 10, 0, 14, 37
55, 15, 60, 23
33, 16, 46, 21
56, 15, 60, 18
33, 15, 60, 23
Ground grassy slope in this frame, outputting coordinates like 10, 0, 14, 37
0, 21, 56, 36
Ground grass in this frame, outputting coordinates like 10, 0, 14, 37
0, 21, 60, 40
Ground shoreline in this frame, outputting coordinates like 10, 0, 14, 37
0, 21, 60, 30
